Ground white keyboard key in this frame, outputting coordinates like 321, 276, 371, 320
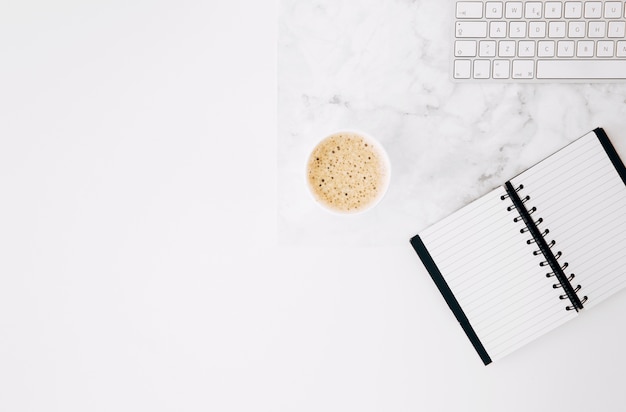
473, 60, 491, 78
576, 40, 595, 56
455, 40, 478, 56
569, 21, 586, 38
492, 59, 510, 78
584, 2, 602, 18
456, 21, 488, 37
537, 60, 626, 78
544, 2, 563, 18
479, 40, 497, 56
608, 21, 626, 38
486, 2, 504, 18
597, 40, 615, 57
604, 2, 623, 18
518, 40, 536, 56
617, 41, 626, 56
564, 2, 583, 18
529, 21, 547, 37
490, 21, 508, 37
454, 60, 472, 78
510, 21, 527, 37
505, 2, 523, 18
457, 2, 484, 18
549, 21, 567, 37
525, 2, 543, 18
538, 40, 556, 57
557, 40, 576, 56
498, 40, 517, 56
512, 60, 535, 78
588, 21, 606, 38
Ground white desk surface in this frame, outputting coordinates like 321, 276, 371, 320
1, 1, 626, 411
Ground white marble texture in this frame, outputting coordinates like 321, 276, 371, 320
278, 0, 626, 247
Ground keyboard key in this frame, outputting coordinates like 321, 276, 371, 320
525, 2, 542, 18
544, 2, 563, 18
569, 21, 586, 38
597, 40, 615, 57
564, 2, 583, 18
455, 40, 478, 56
518, 40, 536, 57
485, 2, 504, 18
510, 21, 527, 37
473, 60, 491, 78
557, 40, 575, 56
479, 40, 497, 56
538, 40, 556, 57
456, 21, 488, 37
490, 21, 508, 37
618, 41, 626, 56
454, 60, 472, 78
493, 59, 510, 78
505, 2, 523, 18
457, 2, 484, 18
512, 60, 535, 78
588, 21, 606, 38
537, 60, 626, 79
498, 40, 516, 56
549, 21, 567, 37
584, 2, 603, 18
608, 21, 626, 38
604, 2, 623, 18
576, 40, 595, 56
529, 21, 547, 37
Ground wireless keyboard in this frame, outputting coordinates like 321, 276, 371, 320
454, 1, 626, 81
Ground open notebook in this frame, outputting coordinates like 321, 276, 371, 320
410, 128, 626, 365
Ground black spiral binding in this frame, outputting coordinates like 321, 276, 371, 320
502, 182, 587, 312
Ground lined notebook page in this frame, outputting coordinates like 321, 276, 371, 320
420, 187, 576, 362
510, 131, 626, 311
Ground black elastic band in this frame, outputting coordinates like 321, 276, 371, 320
594, 127, 626, 186
504, 181, 584, 311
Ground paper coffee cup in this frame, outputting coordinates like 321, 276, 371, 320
305, 130, 391, 214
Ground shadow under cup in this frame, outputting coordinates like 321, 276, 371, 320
306, 131, 391, 214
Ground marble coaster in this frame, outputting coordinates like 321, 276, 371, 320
278, 0, 626, 247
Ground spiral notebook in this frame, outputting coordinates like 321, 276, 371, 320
410, 128, 626, 365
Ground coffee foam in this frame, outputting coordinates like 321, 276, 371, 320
306, 131, 389, 214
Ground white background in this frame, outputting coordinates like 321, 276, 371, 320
1, 1, 626, 411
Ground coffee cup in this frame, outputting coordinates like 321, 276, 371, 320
306, 130, 390, 214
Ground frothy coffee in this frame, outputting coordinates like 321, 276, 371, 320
306, 131, 389, 213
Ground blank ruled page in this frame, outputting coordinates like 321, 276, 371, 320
510, 131, 626, 311
420, 187, 576, 362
